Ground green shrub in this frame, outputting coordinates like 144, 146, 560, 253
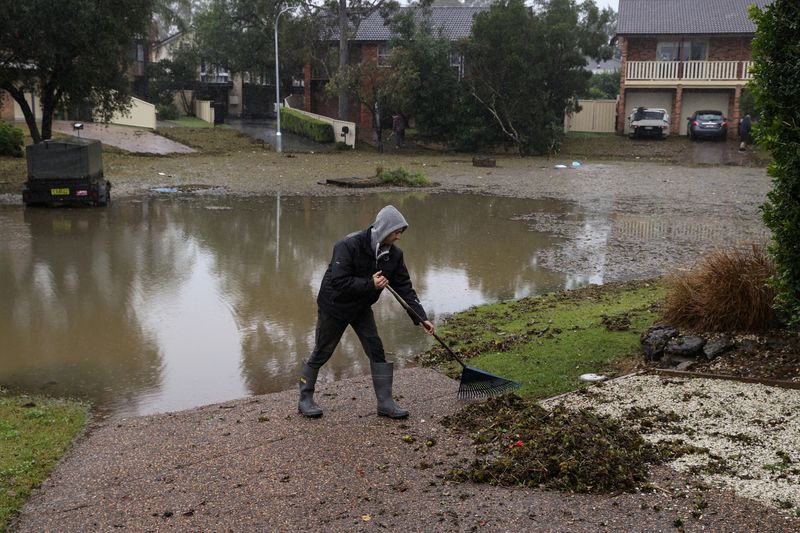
750, 1, 800, 326
279, 108, 334, 143
156, 103, 179, 121
376, 166, 431, 187
0, 121, 24, 157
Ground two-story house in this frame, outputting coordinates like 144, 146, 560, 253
615, 0, 770, 138
303, 6, 484, 140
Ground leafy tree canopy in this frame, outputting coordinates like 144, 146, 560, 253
463, 0, 613, 155
192, 0, 315, 91
0, 0, 153, 143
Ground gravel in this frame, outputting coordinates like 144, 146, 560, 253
547, 374, 800, 515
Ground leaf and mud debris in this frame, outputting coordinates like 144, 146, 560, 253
441, 394, 702, 494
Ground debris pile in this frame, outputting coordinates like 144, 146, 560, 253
442, 394, 664, 493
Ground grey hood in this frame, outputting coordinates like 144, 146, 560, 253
370, 205, 408, 261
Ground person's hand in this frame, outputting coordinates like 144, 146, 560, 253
373, 271, 388, 290
420, 320, 435, 336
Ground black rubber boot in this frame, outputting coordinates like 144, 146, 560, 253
298, 361, 323, 418
371, 362, 409, 419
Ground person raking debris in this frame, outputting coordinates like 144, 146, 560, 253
298, 205, 435, 419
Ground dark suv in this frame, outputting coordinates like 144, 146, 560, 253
687, 110, 728, 141
22, 137, 111, 207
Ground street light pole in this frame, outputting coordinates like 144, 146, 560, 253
274, 6, 292, 153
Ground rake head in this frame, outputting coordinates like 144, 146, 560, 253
457, 365, 520, 400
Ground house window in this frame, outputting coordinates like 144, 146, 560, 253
657, 41, 680, 61
377, 43, 391, 67
450, 51, 464, 79
657, 40, 708, 61
684, 41, 708, 61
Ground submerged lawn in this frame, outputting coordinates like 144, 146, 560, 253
0, 392, 88, 531
419, 279, 666, 399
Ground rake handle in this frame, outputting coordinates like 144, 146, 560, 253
385, 284, 466, 369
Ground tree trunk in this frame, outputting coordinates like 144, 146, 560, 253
337, 0, 349, 121
39, 82, 57, 141
2, 83, 42, 143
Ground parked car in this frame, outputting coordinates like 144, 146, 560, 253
22, 137, 111, 207
687, 110, 728, 140
628, 107, 670, 139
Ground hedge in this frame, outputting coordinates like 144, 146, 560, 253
279, 108, 334, 143
0, 121, 24, 157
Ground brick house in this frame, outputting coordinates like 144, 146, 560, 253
303, 6, 484, 139
615, 0, 770, 138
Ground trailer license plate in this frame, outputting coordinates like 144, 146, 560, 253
51, 188, 70, 196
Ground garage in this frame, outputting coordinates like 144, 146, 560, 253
679, 91, 733, 135
623, 91, 674, 134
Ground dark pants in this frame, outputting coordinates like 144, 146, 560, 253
306, 308, 386, 370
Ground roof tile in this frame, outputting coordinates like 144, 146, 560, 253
617, 0, 773, 35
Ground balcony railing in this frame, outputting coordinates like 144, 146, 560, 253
626, 60, 754, 81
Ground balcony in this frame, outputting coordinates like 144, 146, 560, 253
625, 60, 754, 86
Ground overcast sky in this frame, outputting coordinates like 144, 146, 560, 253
596, 0, 619, 12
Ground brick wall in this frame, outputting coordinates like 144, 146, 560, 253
626, 37, 658, 61
708, 36, 752, 61
0, 91, 15, 121
357, 44, 379, 135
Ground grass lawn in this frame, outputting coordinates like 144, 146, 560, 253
168, 117, 225, 128
419, 279, 666, 399
0, 392, 88, 531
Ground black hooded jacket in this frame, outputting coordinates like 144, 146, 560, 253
316, 227, 428, 324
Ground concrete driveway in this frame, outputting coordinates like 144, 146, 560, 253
50, 121, 195, 155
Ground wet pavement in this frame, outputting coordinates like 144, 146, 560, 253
44, 118, 330, 155
228, 118, 334, 153
49, 121, 195, 155
14, 367, 800, 533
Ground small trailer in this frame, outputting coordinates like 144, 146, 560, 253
22, 137, 111, 207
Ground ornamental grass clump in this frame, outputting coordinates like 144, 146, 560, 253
442, 394, 662, 493
664, 244, 780, 332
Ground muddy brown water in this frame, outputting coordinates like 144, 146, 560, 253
0, 193, 606, 417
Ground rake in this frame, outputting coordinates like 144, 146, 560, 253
385, 285, 520, 399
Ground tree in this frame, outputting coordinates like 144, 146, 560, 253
462, 0, 613, 155
317, 0, 401, 121
146, 42, 200, 116
192, 0, 312, 101
326, 59, 397, 150
0, 0, 154, 143
750, 0, 800, 326
385, 7, 464, 141
580, 70, 620, 99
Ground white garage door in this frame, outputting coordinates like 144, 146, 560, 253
679, 92, 731, 135
624, 92, 674, 134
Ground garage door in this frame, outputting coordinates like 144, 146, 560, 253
679, 91, 732, 135
624, 92, 673, 134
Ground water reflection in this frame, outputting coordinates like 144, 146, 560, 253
1, 193, 584, 417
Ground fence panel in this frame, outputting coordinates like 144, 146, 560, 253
565, 99, 617, 133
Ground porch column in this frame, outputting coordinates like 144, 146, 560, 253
730, 85, 742, 140
672, 85, 683, 135
616, 37, 628, 135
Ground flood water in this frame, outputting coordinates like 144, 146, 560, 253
0, 193, 598, 417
